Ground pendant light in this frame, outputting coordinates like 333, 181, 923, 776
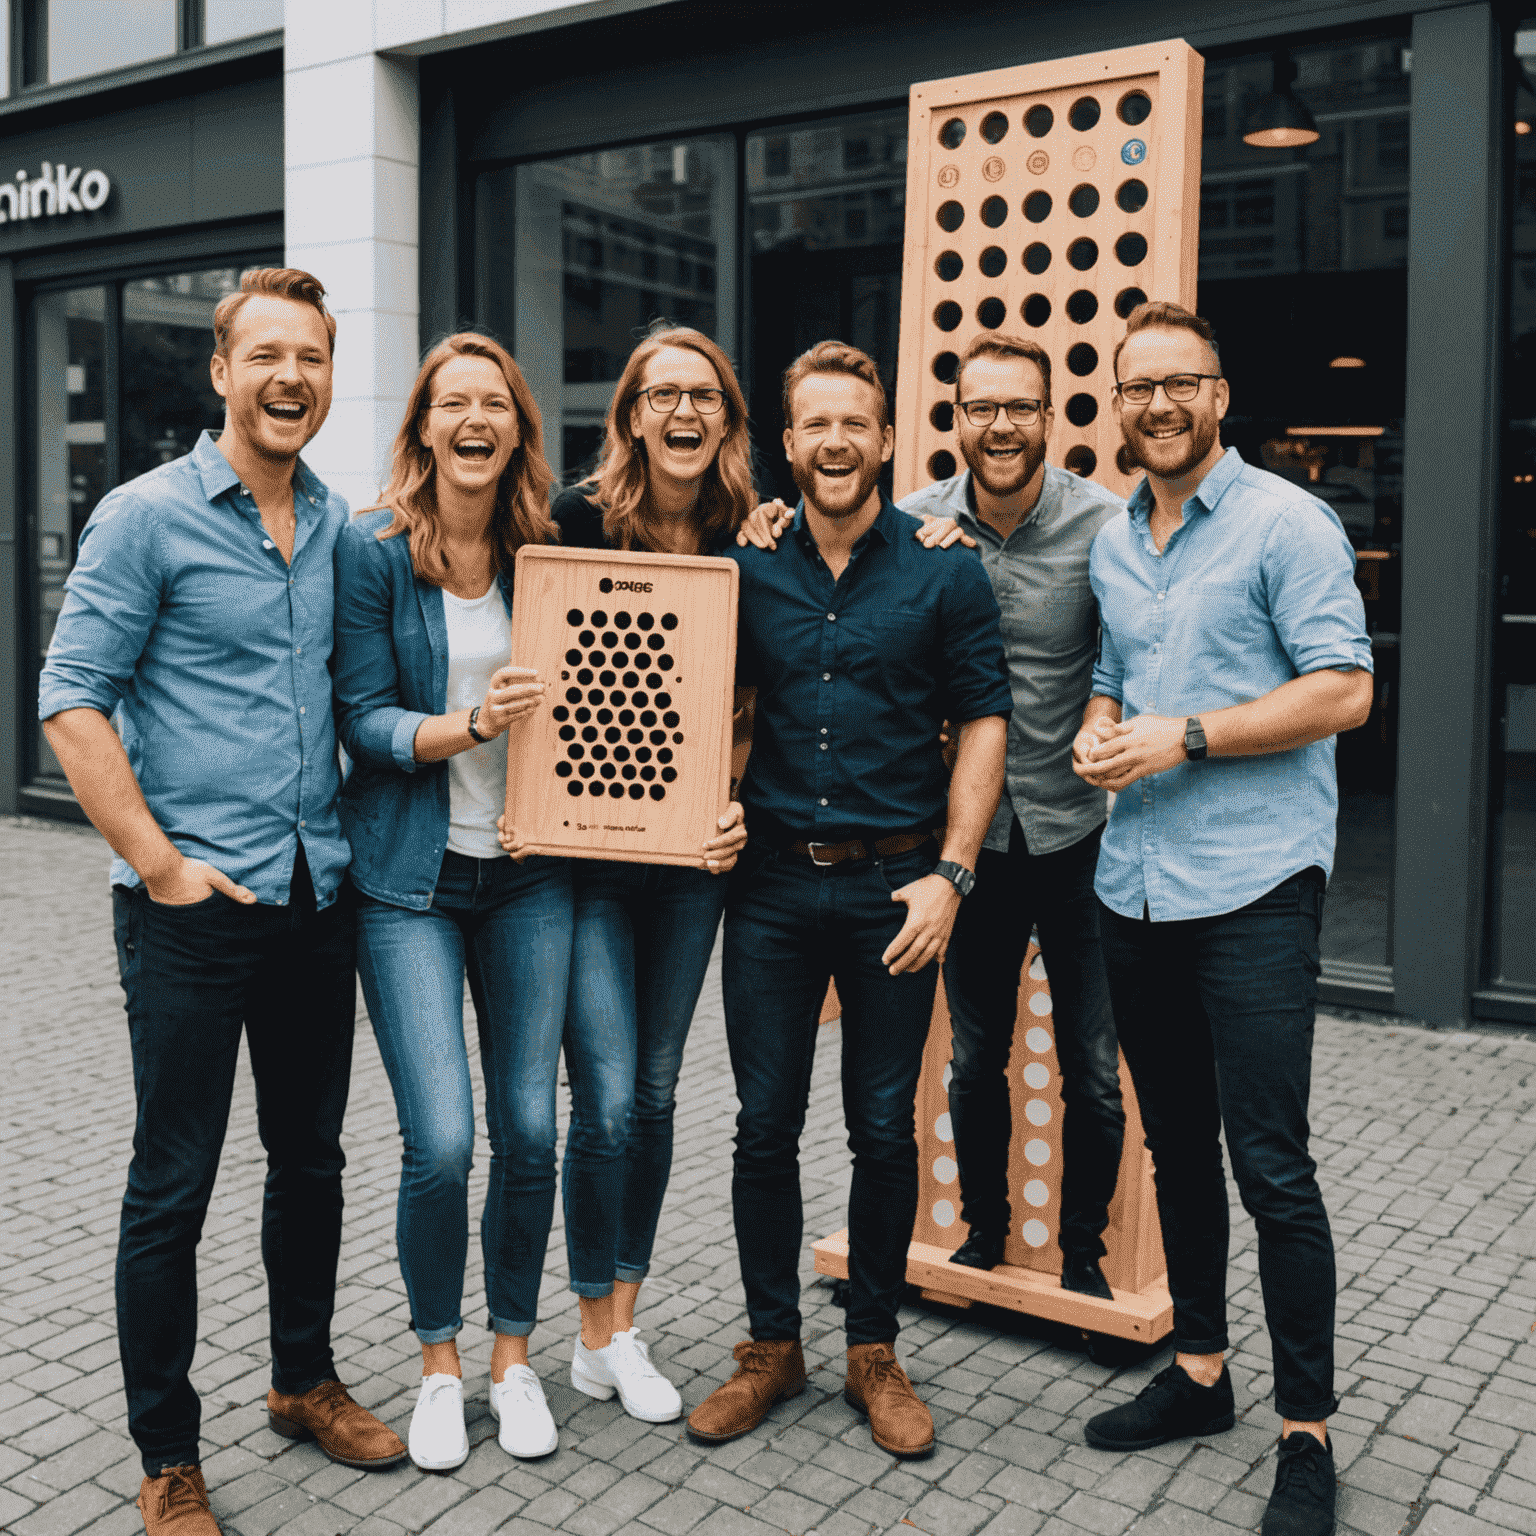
1243, 52, 1321, 149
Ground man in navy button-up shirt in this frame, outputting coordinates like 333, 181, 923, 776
39, 269, 404, 1518
688, 343, 1009, 1461
1072, 304, 1371, 1536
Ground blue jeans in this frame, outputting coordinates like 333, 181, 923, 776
562, 860, 727, 1295
721, 838, 941, 1345
357, 852, 573, 1341
1099, 868, 1338, 1421
112, 845, 355, 1476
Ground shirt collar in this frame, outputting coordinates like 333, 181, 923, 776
192, 428, 328, 512
958, 465, 1055, 538
1127, 445, 1246, 524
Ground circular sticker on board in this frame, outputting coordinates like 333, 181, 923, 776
982, 156, 1006, 182
1026, 150, 1049, 175
937, 164, 960, 188
1072, 145, 1097, 171
1122, 137, 1148, 165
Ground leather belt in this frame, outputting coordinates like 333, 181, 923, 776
786, 830, 937, 868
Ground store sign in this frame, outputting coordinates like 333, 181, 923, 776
0, 162, 112, 224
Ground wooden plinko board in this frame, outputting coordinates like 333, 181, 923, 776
895, 39, 1204, 502
505, 546, 737, 864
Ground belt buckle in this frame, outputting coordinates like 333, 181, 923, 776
805, 841, 838, 867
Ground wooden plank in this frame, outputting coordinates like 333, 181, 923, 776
812, 1228, 1172, 1343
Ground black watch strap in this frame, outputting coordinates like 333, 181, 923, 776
933, 859, 976, 897
467, 705, 488, 744
1184, 716, 1207, 761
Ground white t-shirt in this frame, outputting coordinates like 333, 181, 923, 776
442, 584, 512, 860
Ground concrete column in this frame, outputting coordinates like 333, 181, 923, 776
283, 0, 421, 513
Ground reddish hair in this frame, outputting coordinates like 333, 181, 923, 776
213, 267, 336, 356
1112, 300, 1221, 379
370, 333, 557, 584
583, 327, 754, 551
781, 339, 888, 427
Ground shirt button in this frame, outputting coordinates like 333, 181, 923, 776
819, 743, 828, 750
827, 613, 836, 622
822, 672, 831, 681
820, 798, 829, 806
1157, 592, 1165, 601
820, 727, 827, 734
299, 820, 306, 829
263, 539, 274, 550
295, 646, 302, 655
299, 706, 306, 715
241, 484, 250, 496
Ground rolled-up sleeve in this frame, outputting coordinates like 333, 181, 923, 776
939, 558, 1014, 723
1263, 503, 1374, 678
332, 521, 428, 773
38, 491, 164, 721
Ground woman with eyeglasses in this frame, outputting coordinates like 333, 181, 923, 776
333, 333, 573, 1471
505, 324, 751, 1424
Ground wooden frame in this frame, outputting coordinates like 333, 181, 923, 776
504, 544, 737, 865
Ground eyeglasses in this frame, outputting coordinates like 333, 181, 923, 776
638, 385, 725, 415
957, 398, 1043, 427
430, 396, 513, 415
1115, 374, 1222, 405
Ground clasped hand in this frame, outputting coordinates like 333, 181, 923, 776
1072, 713, 1188, 791
474, 664, 546, 738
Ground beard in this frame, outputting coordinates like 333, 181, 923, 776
791, 451, 884, 520
1121, 410, 1220, 479
965, 432, 1047, 497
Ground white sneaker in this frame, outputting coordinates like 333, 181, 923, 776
408, 1373, 469, 1471
571, 1327, 682, 1423
489, 1366, 558, 1458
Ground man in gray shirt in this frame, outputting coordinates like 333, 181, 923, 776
900, 333, 1126, 1298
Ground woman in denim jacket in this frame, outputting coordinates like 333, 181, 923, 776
333, 333, 571, 1471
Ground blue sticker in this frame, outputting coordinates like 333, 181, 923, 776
1121, 138, 1147, 165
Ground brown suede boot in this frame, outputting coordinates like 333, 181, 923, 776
137, 1465, 222, 1534
845, 1343, 934, 1458
687, 1339, 807, 1443
267, 1380, 407, 1469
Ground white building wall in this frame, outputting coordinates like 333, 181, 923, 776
283, 0, 667, 502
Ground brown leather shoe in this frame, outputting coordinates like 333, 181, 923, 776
137, 1465, 222, 1534
267, 1379, 407, 1469
845, 1343, 934, 1458
686, 1339, 807, 1443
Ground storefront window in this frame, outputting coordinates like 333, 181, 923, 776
203, 0, 283, 45
1493, 24, 1536, 991
1200, 36, 1410, 973
30, 265, 252, 789
746, 109, 907, 502
510, 137, 737, 483
45, 0, 178, 84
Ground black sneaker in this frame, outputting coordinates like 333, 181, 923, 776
1262, 1431, 1335, 1536
1084, 1362, 1235, 1450
948, 1227, 1007, 1270
1061, 1251, 1114, 1300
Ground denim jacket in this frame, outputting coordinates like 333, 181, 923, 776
333, 508, 516, 909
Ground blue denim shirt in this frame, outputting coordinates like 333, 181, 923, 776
37, 431, 351, 906
1090, 447, 1373, 922
332, 508, 516, 910
730, 494, 1012, 840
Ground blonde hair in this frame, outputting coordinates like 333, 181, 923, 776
371, 333, 556, 584
213, 267, 336, 356
583, 327, 754, 551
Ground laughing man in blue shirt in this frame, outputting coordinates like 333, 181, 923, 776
39, 268, 405, 1535
686, 342, 1011, 1462
1073, 303, 1372, 1536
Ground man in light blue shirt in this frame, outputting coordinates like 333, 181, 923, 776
1073, 303, 1371, 1536
39, 268, 405, 1534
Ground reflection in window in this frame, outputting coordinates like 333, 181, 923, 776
204, 0, 283, 44
513, 139, 736, 483
1492, 25, 1536, 990
46, 0, 177, 84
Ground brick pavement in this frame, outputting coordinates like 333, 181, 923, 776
2, 814, 1534, 1536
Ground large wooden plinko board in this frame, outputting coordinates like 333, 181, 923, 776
893, 40, 1203, 503
506, 546, 737, 865
813, 943, 1172, 1342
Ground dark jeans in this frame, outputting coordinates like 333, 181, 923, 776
356, 852, 573, 1340
722, 838, 940, 1346
112, 847, 355, 1477
562, 860, 727, 1295
943, 819, 1124, 1257
1099, 868, 1338, 1421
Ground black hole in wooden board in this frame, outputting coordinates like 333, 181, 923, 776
979, 246, 1006, 278
1118, 90, 1152, 126
1067, 343, 1099, 377
977, 297, 1007, 329
936, 250, 963, 281
1115, 286, 1148, 318
935, 300, 962, 332
1116, 231, 1148, 267
1023, 190, 1051, 223
1067, 238, 1098, 271
933, 351, 959, 384
1022, 293, 1051, 327
1069, 96, 1100, 131
939, 117, 966, 148
1025, 104, 1053, 137
1024, 243, 1051, 274
1069, 183, 1100, 218
937, 200, 965, 232
566, 608, 583, 625
1116, 178, 1148, 213
1065, 393, 1099, 427
981, 195, 1007, 227
1064, 445, 1097, 476
981, 111, 1009, 143
930, 400, 954, 432
928, 450, 957, 481
1066, 289, 1099, 324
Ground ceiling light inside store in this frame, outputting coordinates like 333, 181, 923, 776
1243, 52, 1320, 148
1518, 120, 1533, 136
1330, 356, 1366, 369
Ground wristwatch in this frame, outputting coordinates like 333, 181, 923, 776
933, 860, 976, 897
1184, 716, 1207, 761
467, 706, 489, 744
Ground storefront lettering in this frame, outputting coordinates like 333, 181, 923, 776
0, 163, 112, 224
